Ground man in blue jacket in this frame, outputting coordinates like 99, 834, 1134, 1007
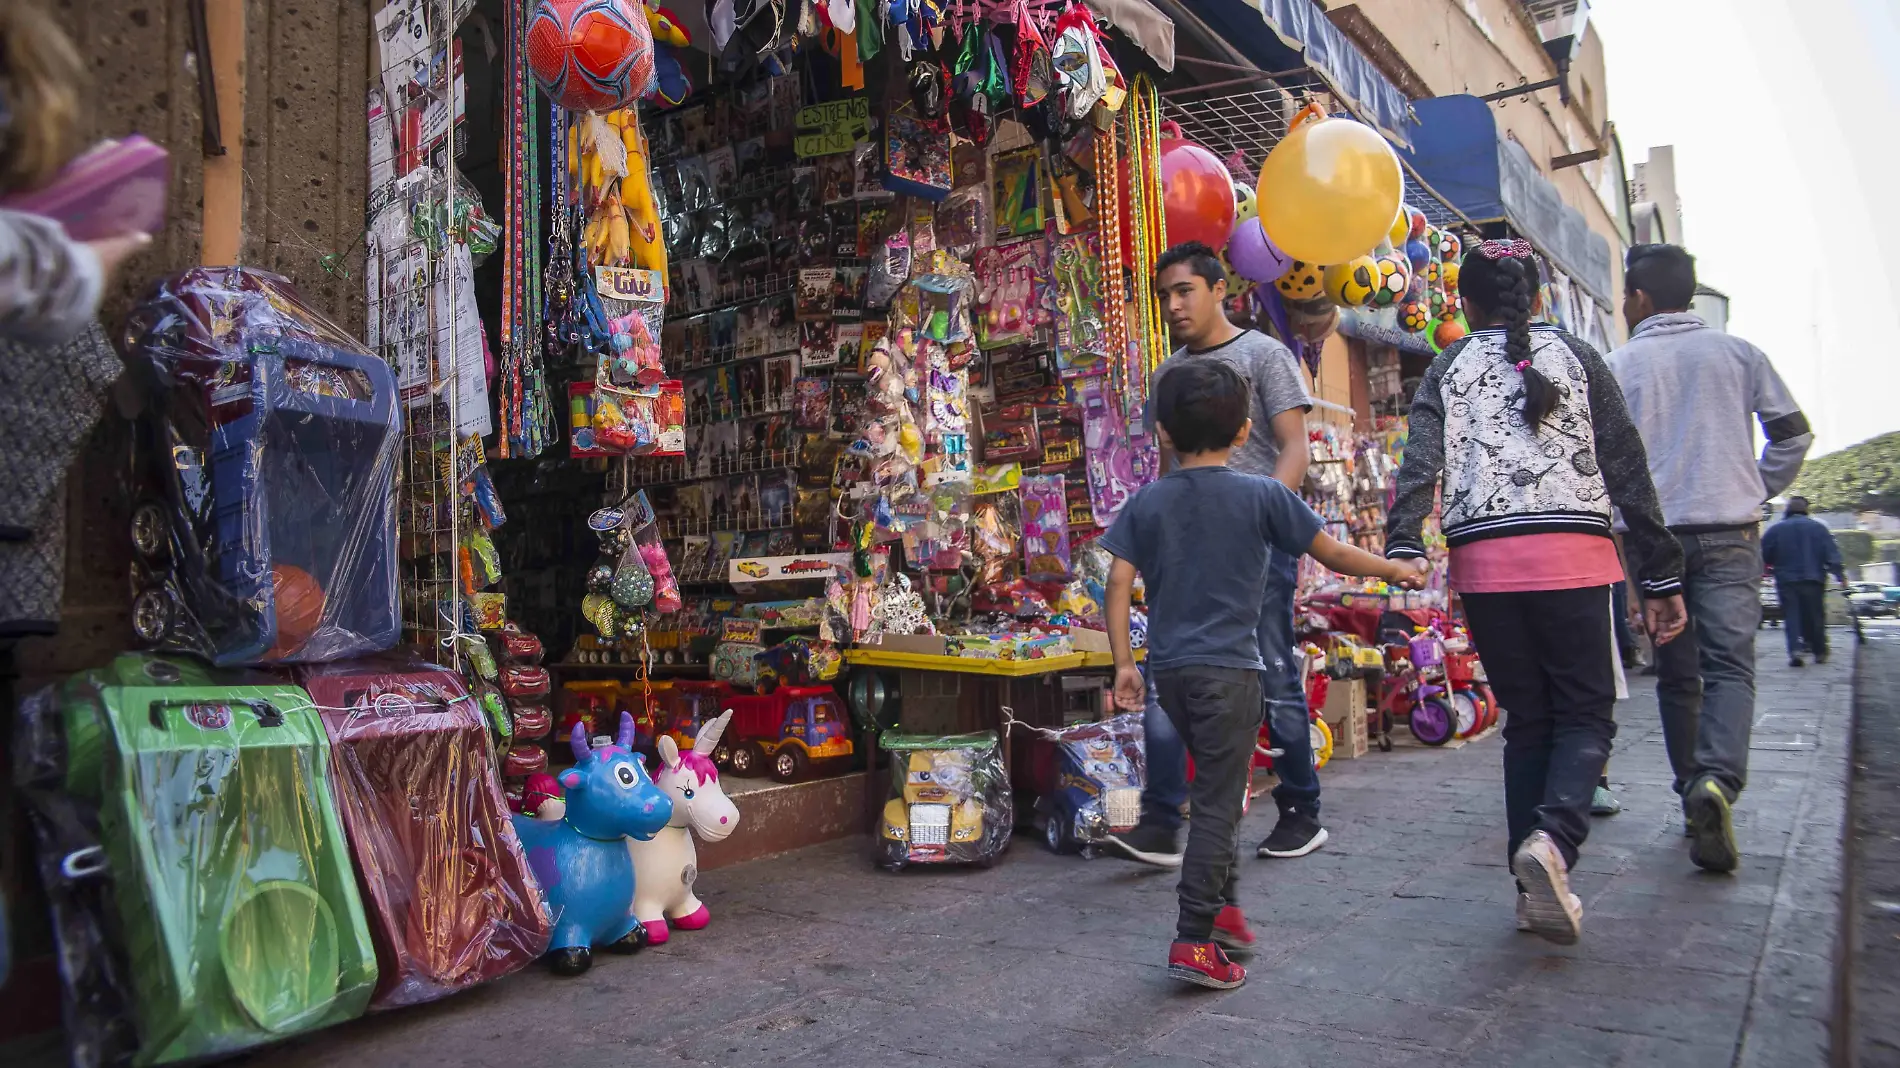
1762, 497, 1844, 667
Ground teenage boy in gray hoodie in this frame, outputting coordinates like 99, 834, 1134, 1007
1607, 243, 1812, 874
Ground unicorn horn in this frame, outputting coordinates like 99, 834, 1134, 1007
616, 710, 636, 750
697, 709, 733, 756
570, 721, 592, 764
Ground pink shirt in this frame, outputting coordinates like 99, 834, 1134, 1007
1449, 533, 1625, 594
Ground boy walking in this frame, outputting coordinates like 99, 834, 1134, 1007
1104, 359, 1422, 988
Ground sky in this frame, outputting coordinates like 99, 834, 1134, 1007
1590, 0, 1900, 456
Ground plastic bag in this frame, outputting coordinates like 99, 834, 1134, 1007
1038, 712, 1145, 854
875, 730, 1012, 869
17, 654, 377, 1066
122, 267, 402, 667
300, 655, 552, 1009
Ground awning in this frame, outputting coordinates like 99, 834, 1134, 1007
1173, 0, 1413, 146
1398, 94, 1615, 307
1088, 0, 1177, 71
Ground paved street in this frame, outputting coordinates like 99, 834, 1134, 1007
218, 642, 1847, 1066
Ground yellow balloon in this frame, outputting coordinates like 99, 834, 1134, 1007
1256, 106, 1404, 267
1232, 181, 1259, 223
1324, 256, 1382, 308
1275, 259, 1326, 301
1387, 207, 1410, 248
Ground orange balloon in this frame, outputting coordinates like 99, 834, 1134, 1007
1256, 105, 1403, 266
267, 564, 325, 659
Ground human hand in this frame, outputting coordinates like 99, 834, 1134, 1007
1388, 558, 1429, 590
84, 231, 153, 283
1644, 594, 1688, 645
1112, 665, 1146, 712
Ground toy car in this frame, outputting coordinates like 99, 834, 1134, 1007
658, 680, 732, 750
717, 685, 854, 782
1037, 713, 1144, 858
753, 636, 842, 691
877, 731, 1012, 871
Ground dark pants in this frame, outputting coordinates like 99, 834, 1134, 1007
1462, 586, 1618, 869
1152, 665, 1263, 942
1778, 579, 1827, 659
1655, 529, 1761, 798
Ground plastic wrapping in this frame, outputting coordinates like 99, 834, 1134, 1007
876, 731, 1012, 870
299, 656, 551, 1010
123, 266, 402, 666
1037, 713, 1146, 856
17, 654, 376, 1067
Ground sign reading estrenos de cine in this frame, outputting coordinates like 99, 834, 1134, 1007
794, 97, 870, 158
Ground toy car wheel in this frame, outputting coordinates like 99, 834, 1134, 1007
129, 500, 170, 564
1042, 817, 1069, 854
131, 586, 175, 645
756, 673, 779, 695
771, 745, 807, 783
711, 743, 732, 769
1378, 732, 1394, 753
730, 741, 766, 776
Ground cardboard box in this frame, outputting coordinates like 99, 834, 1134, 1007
1321, 678, 1369, 760
1065, 626, 1111, 654
867, 634, 950, 656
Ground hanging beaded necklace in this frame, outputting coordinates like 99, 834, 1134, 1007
1093, 116, 1127, 407
1124, 75, 1166, 421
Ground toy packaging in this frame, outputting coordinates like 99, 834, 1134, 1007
301, 656, 551, 1009
876, 731, 1012, 870
122, 266, 402, 666
1037, 712, 1145, 856
16, 654, 377, 1066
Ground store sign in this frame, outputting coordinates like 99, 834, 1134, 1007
794, 97, 870, 158
727, 553, 852, 584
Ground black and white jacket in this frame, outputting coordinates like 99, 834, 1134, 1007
1384, 325, 1684, 599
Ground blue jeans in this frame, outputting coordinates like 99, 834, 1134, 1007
1142, 549, 1318, 828
1655, 528, 1762, 798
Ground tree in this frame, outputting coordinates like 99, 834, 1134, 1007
1789, 432, 1900, 515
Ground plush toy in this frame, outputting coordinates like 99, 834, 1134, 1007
513, 715, 673, 975
644, 5, 694, 107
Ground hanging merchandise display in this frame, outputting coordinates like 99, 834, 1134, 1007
1255, 103, 1402, 267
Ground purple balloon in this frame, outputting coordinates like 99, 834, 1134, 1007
1227, 218, 1294, 284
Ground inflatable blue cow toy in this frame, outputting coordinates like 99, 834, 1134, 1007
515, 712, 674, 975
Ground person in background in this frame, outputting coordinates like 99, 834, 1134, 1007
1106, 358, 1423, 988
1387, 240, 1685, 945
1761, 496, 1844, 667
1106, 241, 1329, 869
1608, 243, 1812, 874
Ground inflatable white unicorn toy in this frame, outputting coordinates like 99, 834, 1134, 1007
629, 711, 741, 943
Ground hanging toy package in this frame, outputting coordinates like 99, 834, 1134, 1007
1020, 474, 1072, 581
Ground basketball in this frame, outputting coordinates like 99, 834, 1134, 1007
527, 0, 655, 113
267, 564, 325, 659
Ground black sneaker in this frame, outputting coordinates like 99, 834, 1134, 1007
1258, 811, 1329, 858
1790, 656, 1806, 668
1105, 820, 1183, 868
1816, 652, 1830, 665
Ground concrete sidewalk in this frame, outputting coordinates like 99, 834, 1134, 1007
227, 644, 1849, 1067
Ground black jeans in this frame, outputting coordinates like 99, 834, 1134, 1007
1462, 586, 1618, 869
1778, 579, 1827, 659
1152, 665, 1263, 942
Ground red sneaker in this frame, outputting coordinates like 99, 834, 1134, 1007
1211, 905, 1256, 956
1167, 941, 1247, 990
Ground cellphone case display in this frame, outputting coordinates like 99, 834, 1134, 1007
123, 266, 402, 666
299, 657, 552, 1010
875, 731, 1012, 871
17, 654, 375, 1067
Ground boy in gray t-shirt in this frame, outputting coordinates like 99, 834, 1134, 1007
1149, 329, 1313, 478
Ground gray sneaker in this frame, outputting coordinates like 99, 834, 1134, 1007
1684, 777, 1738, 873
1511, 831, 1583, 945
1590, 785, 1621, 817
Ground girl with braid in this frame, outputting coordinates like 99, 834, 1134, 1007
1385, 240, 1688, 945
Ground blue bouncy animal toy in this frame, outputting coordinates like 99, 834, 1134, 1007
514, 713, 674, 976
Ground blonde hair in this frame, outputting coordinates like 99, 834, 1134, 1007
0, 2, 84, 193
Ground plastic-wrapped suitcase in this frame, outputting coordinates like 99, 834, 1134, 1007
123, 267, 401, 666
18, 654, 375, 1066
300, 657, 551, 1009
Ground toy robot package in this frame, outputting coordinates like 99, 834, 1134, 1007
876, 731, 1012, 870
122, 266, 401, 666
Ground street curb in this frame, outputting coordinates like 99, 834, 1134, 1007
1836, 632, 1900, 1066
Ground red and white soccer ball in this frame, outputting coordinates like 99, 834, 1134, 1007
527, 0, 656, 113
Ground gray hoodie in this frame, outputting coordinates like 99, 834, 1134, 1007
1607, 312, 1810, 530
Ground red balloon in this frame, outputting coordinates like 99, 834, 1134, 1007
1160, 139, 1237, 254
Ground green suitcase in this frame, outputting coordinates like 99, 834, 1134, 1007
57, 654, 376, 1064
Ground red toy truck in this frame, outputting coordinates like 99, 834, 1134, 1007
713, 685, 854, 782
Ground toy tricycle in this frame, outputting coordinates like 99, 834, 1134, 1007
876, 731, 1012, 871
1036, 713, 1144, 858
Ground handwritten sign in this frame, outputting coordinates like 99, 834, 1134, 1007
794, 97, 870, 158
593, 266, 665, 304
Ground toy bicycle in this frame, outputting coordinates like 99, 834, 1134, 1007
1379, 630, 1458, 746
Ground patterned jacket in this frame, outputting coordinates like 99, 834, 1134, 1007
1384, 325, 1684, 598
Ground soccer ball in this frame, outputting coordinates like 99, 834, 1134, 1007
1276, 260, 1325, 301
1399, 300, 1430, 333
527, 0, 655, 113
1232, 181, 1258, 223
1437, 229, 1463, 263
1370, 251, 1411, 308
1323, 256, 1381, 308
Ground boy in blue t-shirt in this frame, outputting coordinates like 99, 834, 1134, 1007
1104, 358, 1423, 990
